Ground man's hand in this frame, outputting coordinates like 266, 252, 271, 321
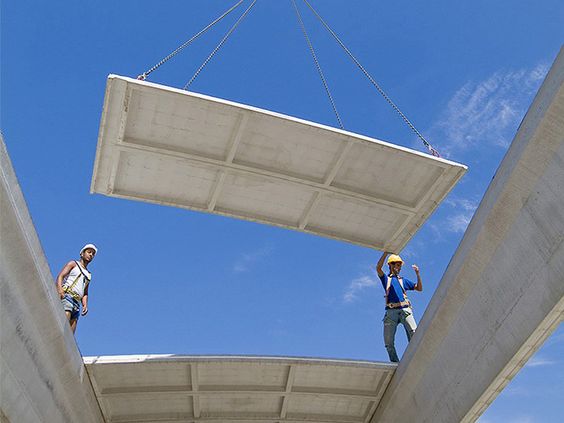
58, 289, 65, 299
81, 306, 88, 316
412, 264, 423, 291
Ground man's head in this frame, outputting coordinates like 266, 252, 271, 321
80, 243, 97, 263
387, 254, 403, 275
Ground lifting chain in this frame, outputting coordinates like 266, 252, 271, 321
184, 0, 258, 90
137, 0, 245, 81
302, 0, 441, 157
291, 0, 344, 129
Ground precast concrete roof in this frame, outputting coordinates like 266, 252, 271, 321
84, 355, 396, 423
91, 75, 466, 251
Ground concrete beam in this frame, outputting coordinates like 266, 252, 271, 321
0, 135, 104, 422
372, 46, 564, 423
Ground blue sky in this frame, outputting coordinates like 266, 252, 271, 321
2, 1, 563, 421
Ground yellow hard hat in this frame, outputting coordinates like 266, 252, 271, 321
387, 254, 403, 265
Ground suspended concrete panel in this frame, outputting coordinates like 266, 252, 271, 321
84, 355, 395, 423
91, 75, 466, 251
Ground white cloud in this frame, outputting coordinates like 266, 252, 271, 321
232, 246, 273, 274
504, 384, 532, 397
445, 197, 479, 212
399, 246, 417, 260
343, 274, 378, 303
446, 213, 472, 234
442, 197, 479, 234
525, 355, 557, 368
430, 64, 548, 157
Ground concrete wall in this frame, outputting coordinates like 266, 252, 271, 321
0, 136, 103, 422
372, 47, 564, 423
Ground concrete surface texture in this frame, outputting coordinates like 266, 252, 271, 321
0, 136, 104, 423
371, 47, 564, 423
91, 75, 466, 252
84, 354, 395, 423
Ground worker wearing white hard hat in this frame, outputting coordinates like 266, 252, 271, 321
80, 243, 98, 254
55, 243, 98, 334
376, 251, 423, 362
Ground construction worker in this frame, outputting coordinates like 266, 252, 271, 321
376, 251, 422, 362
56, 244, 97, 333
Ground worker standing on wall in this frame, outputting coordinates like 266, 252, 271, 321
376, 251, 422, 362
55, 244, 97, 334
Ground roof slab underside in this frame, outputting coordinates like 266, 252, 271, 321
91, 75, 466, 251
84, 355, 396, 423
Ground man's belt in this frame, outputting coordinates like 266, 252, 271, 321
386, 300, 411, 309
63, 288, 81, 302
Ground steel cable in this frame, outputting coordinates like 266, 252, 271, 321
291, 0, 344, 129
137, 0, 245, 81
302, 0, 441, 157
184, 0, 258, 90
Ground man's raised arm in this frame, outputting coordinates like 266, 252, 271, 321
412, 264, 423, 291
376, 252, 389, 277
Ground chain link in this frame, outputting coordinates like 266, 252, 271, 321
302, 0, 441, 157
291, 0, 344, 129
137, 0, 245, 81
184, 0, 258, 90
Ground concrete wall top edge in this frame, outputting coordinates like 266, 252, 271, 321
1, 135, 105, 422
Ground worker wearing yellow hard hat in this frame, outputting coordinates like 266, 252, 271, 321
376, 251, 423, 362
387, 254, 404, 265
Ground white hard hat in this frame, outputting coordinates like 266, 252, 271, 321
80, 243, 98, 254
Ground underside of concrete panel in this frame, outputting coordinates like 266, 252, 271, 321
91, 75, 466, 251
84, 355, 395, 423
372, 46, 564, 423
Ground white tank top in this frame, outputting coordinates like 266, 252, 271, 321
62, 261, 91, 300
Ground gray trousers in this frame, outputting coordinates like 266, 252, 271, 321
383, 307, 417, 362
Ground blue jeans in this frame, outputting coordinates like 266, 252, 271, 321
383, 307, 417, 362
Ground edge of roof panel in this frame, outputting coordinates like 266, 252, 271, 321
102, 74, 467, 170
83, 354, 397, 369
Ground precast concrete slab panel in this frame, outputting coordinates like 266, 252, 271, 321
84, 355, 395, 423
92, 75, 466, 251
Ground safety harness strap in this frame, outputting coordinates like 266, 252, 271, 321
63, 261, 90, 300
385, 275, 411, 309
